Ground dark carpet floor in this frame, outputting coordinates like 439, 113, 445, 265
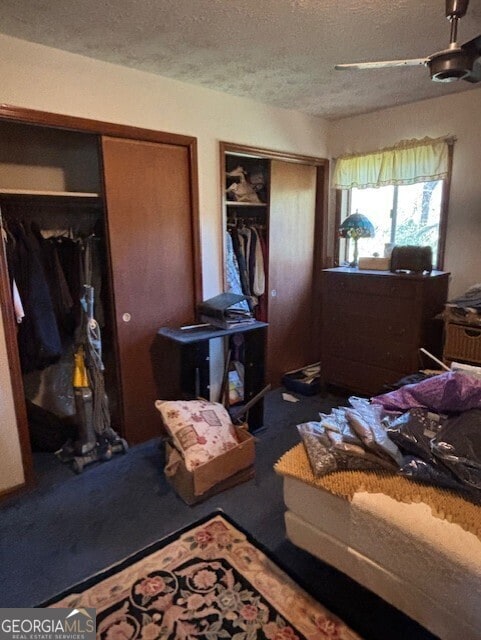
0, 388, 436, 640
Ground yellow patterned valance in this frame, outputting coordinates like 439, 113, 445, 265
333, 136, 455, 190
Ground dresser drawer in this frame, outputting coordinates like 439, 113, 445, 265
322, 328, 415, 371
324, 272, 417, 300
323, 290, 417, 323
322, 355, 409, 396
323, 311, 413, 346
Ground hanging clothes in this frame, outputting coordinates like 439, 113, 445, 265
1, 226, 25, 323
9, 220, 63, 372
55, 236, 85, 328
33, 225, 76, 341
251, 227, 265, 297
2, 206, 102, 374
225, 231, 250, 312
246, 226, 257, 295
230, 227, 253, 311
255, 228, 268, 322
84, 235, 105, 327
20, 233, 96, 419
12, 279, 25, 324
228, 219, 268, 319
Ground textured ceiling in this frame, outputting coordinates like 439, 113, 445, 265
1, 0, 481, 119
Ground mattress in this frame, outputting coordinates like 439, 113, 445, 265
284, 476, 481, 640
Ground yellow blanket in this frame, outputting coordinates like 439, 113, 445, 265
275, 443, 481, 539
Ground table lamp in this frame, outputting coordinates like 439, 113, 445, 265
339, 211, 375, 267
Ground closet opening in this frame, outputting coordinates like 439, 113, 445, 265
0, 120, 120, 480
221, 142, 329, 388
0, 106, 201, 498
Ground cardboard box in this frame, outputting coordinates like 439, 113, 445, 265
164, 426, 255, 504
358, 256, 391, 270
282, 362, 321, 396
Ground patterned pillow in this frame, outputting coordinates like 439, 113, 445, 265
155, 399, 239, 471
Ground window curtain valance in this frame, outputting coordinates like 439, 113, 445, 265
332, 136, 455, 190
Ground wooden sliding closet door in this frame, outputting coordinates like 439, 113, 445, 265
267, 160, 317, 385
102, 137, 197, 444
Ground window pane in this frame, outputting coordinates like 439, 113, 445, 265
341, 180, 443, 266
394, 181, 441, 259
350, 186, 394, 260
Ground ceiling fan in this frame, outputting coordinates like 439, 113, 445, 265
335, 0, 481, 83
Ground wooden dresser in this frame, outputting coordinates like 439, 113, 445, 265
321, 267, 450, 396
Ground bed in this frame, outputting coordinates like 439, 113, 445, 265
276, 445, 481, 640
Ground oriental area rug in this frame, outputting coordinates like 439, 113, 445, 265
46, 512, 360, 640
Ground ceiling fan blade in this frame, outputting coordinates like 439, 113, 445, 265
461, 33, 481, 55
461, 33, 481, 83
335, 58, 427, 71
463, 58, 481, 83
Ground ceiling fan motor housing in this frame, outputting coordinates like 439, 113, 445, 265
428, 47, 472, 81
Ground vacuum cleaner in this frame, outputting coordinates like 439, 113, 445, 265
56, 285, 128, 473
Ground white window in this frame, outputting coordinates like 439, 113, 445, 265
333, 136, 454, 270
340, 180, 444, 267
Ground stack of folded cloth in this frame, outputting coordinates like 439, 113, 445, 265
444, 283, 481, 325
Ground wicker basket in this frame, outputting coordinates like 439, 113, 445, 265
444, 322, 481, 365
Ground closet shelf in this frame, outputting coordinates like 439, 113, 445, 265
0, 189, 103, 207
225, 201, 267, 207
0, 188, 100, 197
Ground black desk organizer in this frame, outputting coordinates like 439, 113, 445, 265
153, 321, 268, 431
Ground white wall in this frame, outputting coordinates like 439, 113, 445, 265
0, 34, 329, 492
327, 87, 481, 298
0, 309, 24, 491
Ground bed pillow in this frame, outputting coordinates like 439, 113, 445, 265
155, 399, 239, 471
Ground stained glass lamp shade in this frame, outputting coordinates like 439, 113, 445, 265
339, 211, 375, 267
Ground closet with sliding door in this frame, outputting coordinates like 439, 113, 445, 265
0, 107, 201, 492
221, 142, 329, 387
